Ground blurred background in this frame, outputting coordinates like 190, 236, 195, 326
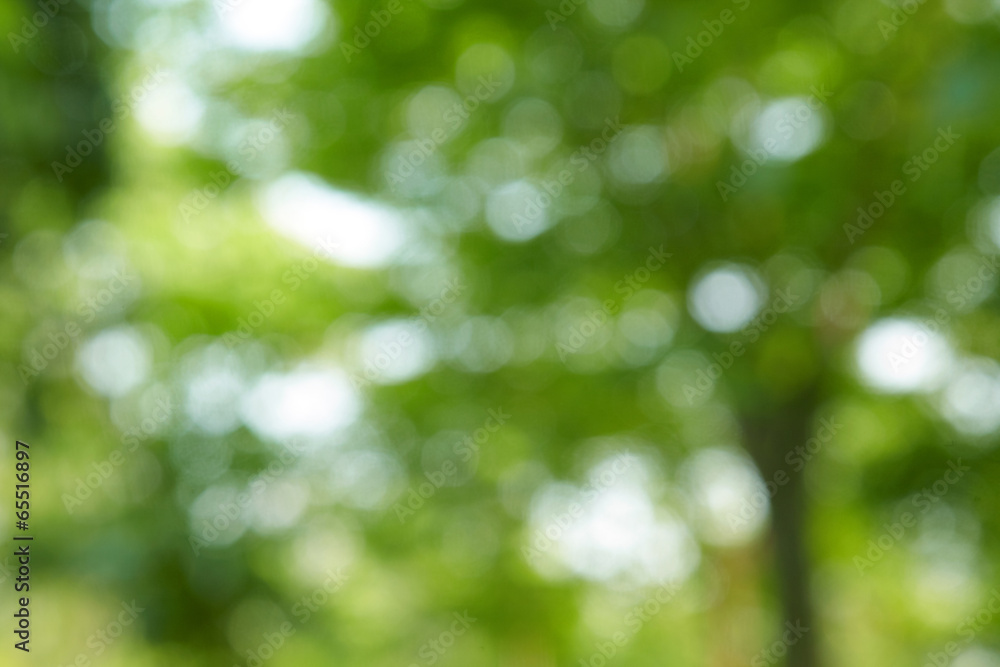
2, 0, 1000, 665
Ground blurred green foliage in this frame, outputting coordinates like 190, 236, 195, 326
3, 0, 1000, 666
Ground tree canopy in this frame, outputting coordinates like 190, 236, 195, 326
3, 0, 1000, 666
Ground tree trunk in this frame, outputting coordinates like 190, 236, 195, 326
742, 387, 820, 667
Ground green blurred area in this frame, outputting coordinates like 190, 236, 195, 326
2, 0, 1000, 666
